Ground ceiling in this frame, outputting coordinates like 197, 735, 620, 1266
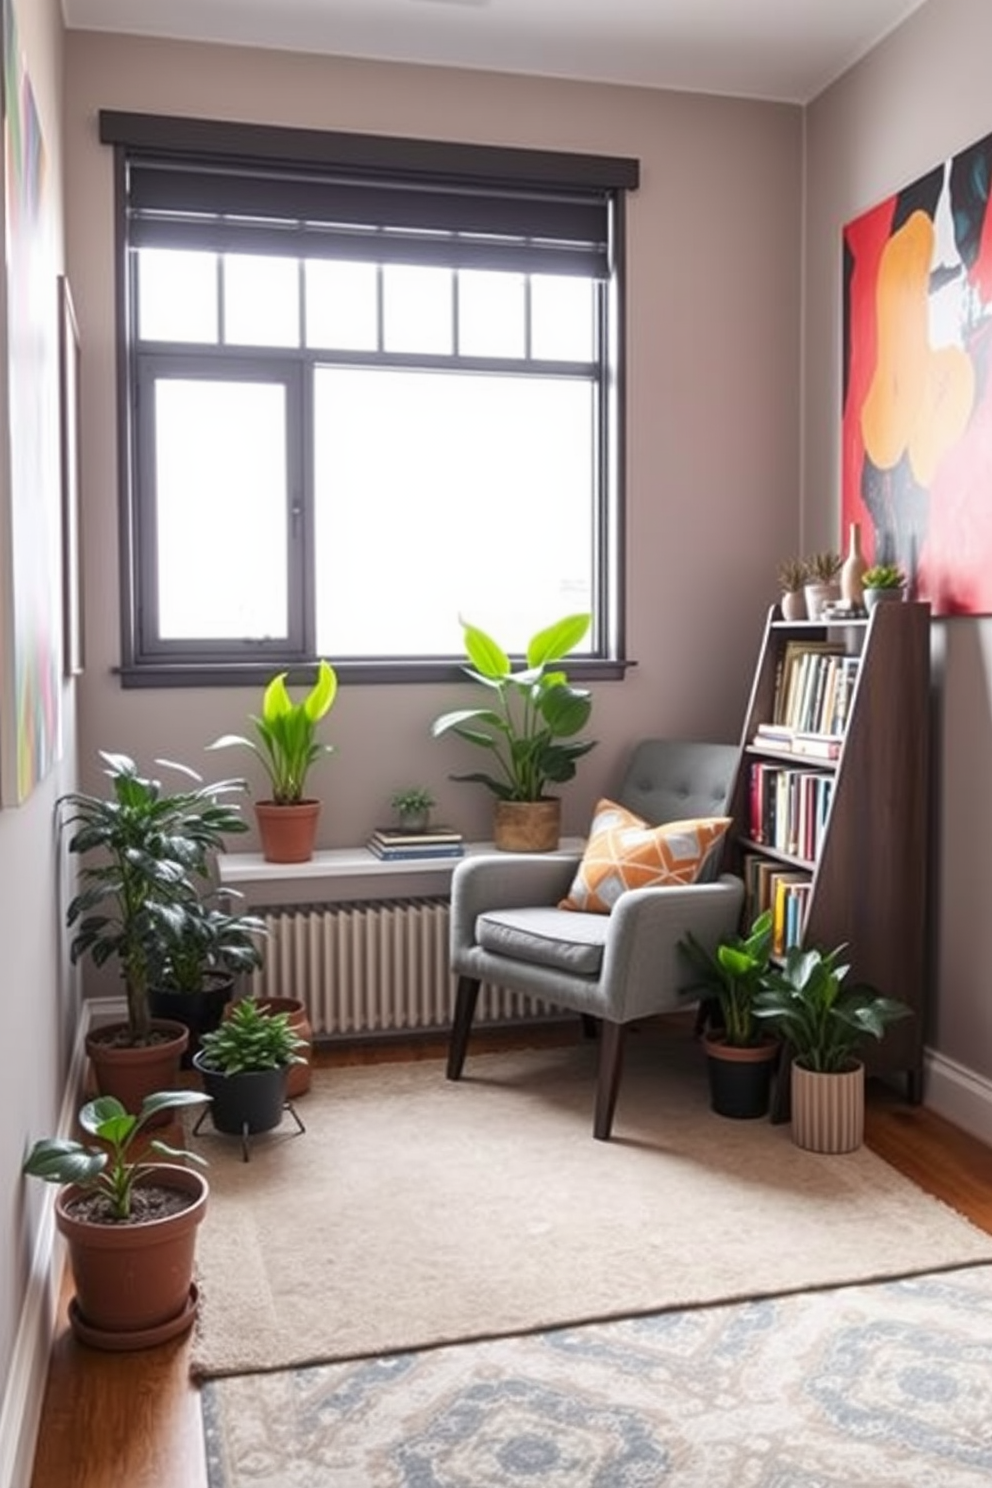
61, 0, 927, 105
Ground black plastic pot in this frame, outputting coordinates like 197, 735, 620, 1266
703, 1036, 780, 1119
150, 975, 234, 1067
192, 1052, 289, 1136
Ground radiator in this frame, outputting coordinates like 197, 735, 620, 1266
246, 897, 549, 1038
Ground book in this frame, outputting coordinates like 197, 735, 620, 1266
370, 825, 464, 846
367, 839, 465, 861
791, 732, 842, 761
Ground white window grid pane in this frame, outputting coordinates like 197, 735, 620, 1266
457, 270, 526, 358
305, 259, 379, 351
138, 248, 218, 343
223, 254, 300, 348
154, 379, 289, 639
313, 367, 594, 657
382, 265, 453, 354
531, 275, 596, 362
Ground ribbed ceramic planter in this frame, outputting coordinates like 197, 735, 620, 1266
790, 1059, 864, 1153
493, 798, 561, 852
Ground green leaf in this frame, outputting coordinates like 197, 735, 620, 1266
526, 613, 590, 667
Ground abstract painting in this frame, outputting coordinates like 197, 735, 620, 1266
1, 0, 61, 802
843, 129, 992, 616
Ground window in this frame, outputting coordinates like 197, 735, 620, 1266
101, 113, 638, 685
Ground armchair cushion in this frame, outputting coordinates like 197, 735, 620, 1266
476, 906, 608, 975
558, 798, 732, 914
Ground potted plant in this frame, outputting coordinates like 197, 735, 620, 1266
861, 562, 906, 612
803, 550, 843, 620
60, 753, 253, 1111
22, 1087, 211, 1348
753, 941, 911, 1151
208, 659, 338, 863
679, 909, 781, 1119
193, 996, 307, 1153
390, 786, 436, 834
777, 557, 808, 621
430, 613, 596, 851
148, 894, 268, 1064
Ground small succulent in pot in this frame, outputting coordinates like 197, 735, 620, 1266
196, 996, 307, 1074
861, 563, 906, 590
776, 557, 808, 595
391, 786, 436, 831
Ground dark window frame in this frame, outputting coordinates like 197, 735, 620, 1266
101, 111, 639, 687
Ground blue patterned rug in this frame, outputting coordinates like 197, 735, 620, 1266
202, 1262, 992, 1486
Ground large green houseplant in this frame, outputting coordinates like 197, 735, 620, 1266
148, 893, 268, 1062
430, 613, 596, 850
60, 752, 252, 1106
753, 941, 911, 1151
22, 1087, 211, 1347
209, 658, 338, 862
679, 909, 781, 1119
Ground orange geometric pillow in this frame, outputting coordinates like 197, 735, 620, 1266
559, 798, 732, 914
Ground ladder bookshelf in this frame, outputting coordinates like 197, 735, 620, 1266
724, 600, 931, 1105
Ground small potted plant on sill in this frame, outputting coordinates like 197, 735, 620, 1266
752, 941, 911, 1152
777, 557, 808, 621
148, 893, 268, 1065
22, 1087, 211, 1348
208, 659, 338, 864
430, 613, 596, 852
60, 753, 253, 1112
193, 996, 307, 1150
391, 786, 436, 834
803, 550, 843, 620
678, 908, 781, 1120
861, 563, 907, 613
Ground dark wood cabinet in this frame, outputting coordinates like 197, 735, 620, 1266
724, 600, 930, 1101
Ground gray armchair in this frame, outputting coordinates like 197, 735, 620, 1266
446, 739, 745, 1139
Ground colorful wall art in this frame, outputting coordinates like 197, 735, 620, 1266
843, 131, 992, 616
1, 0, 62, 803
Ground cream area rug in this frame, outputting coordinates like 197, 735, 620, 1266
201, 1264, 992, 1487
188, 1020, 992, 1380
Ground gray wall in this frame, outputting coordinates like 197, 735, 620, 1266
805, 0, 992, 1134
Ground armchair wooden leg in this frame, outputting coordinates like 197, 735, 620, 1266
447, 976, 480, 1081
580, 1014, 599, 1040
593, 1021, 626, 1141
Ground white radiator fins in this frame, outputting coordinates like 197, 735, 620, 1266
247, 898, 546, 1038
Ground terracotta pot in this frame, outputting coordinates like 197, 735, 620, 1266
703, 1035, 780, 1119
254, 996, 313, 1097
789, 1058, 864, 1153
255, 800, 321, 863
493, 799, 562, 852
57, 1164, 208, 1349
84, 1019, 189, 1115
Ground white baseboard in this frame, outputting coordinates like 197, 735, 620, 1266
0, 1004, 104, 1488
923, 1047, 992, 1146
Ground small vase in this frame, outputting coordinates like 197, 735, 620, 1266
803, 581, 840, 621
840, 522, 868, 606
780, 589, 806, 621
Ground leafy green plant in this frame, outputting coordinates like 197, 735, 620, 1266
777, 557, 808, 594
430, 614, 596, 802
148, 895, 267, 996
679, 909, 774, 1048
753, 942, 910, 1072
805, 551, 843, 583
209, 659, 338, 804
862, 563, 906, 590
196, 997, 306, 1074
60, 754, 252, 1044
22, 1089, 209, 1222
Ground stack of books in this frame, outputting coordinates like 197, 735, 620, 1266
367, 825, 465, 861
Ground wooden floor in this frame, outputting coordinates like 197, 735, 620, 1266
28, 1028, 992, 1488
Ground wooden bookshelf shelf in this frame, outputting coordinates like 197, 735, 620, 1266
725, 601, 930, 1104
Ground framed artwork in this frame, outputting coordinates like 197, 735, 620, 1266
58, 273, 83, 676
0, 0, 62, 804
842, 130, 992, 616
